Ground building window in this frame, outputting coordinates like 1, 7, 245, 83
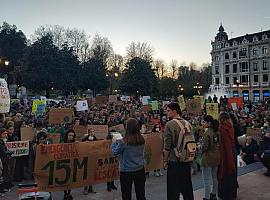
225, 77, 230, 84
215, 66, 219, 74
233, 51, 237, 58
239, 48, 247, 57
225, 53, 229, 59
253, 36, 258, 42
253, 62, 258, 71
233, 77, 238, 84
240, 62, 248, 72
263, 74, 269, 82
215, 56, 219, 61
263, 46, 268, 54
233, 64, 237, 73
263, 61, 268, 70
253, 48, 258, 56
215, 78, 220, 85
254, 75, 259, 82
240, 75, 248, 84
253, 90, 260, 102
262, 34, 268, 40
225, 65, 230, 74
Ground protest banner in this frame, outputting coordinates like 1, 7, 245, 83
88, 125, 109, 139
6, 141, 29, 157
178, 95, 186, 111
34, 134, 163, 192
193, 95, 204, 109
143, 133, 163, 172
46, 133, 61, 144
206, 103, 219, 119
246, 128, 262, 144
186, 98, 201, 115
48, 108, 73, 124
0, 78, 10, 113
73, 125, 88, 140
142, 96, 151, 105
95, 96, 108, 105
21, 127, 35, 141
109, 95, 118, 103
109, 124, 125, 134
150, 100, 159, 111
228, 97, 243, 109
76, 100, 88, 111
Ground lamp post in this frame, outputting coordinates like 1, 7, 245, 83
107, 72, 119, 94
193, 82, 203, 95
178, 84, 184, 95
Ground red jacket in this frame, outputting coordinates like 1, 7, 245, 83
218, 121, 236, 180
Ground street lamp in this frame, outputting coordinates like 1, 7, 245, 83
4, 61, 9, 66
178, 85, 184, 94
193, 82, 203, 95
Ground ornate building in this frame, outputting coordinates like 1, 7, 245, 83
211, 25, 270, 102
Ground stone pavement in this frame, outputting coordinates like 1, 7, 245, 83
4, 163, 270, 200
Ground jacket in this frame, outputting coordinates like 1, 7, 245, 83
112, 140, 144, 172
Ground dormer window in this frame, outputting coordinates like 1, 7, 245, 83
262, 34, 268, 40
233, 41, 237, 46
242, 38, 248, 44
253, 36, 258, 42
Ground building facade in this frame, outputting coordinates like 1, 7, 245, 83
211, 25, 270, 102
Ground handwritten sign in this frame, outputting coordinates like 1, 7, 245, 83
48, 108, 73, 125
87, 125, 109, 139
206, 103, 219, 119
178, 95, 186, 111
109, 95, 118, 103
73, 125, 88, 140
186, 98, 201, 115
6, 141, 29, 157
76, 100, 88, 111
21, 127, 35, 141
109, 124, 125, 134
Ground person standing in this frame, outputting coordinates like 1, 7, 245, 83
112, 118, 146, 200
201, 116, 220, 200
163, 102, 194, 200
218, 112, 237, 200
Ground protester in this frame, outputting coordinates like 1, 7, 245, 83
163, 102, 194, 200
112, 118, 146, 200
241, 136, 259, 165
218, 112, 237, 200
201, 115, 220, 200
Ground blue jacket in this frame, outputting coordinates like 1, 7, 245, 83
112, 140, 145, 172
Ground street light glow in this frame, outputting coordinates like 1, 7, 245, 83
4, 61, 9, 66
114, 73, 119, 77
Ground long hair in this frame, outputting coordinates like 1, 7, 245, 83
124, 118, 145, 146
64, 129, 76, 143
204, 115, 219, 133
219, 112, 232, 124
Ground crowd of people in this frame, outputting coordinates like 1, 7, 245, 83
0, 94, 269, 200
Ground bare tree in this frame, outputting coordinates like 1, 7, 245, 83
170, 59, 178, 79
153, 59, 166, 79
126, 41, 154, 62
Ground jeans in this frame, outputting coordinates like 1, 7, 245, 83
120, 168, 146, 200
167, 162, 194, 200
202, 166, 218, 199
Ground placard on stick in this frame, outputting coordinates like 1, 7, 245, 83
74, 125, 88, 140
21, 127, 35, 141
46, 133, 61, 144
48, 108, 73, 125
186, 98, 201, 115
88, 125, 108, 139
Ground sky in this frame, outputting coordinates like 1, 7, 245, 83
1, 0, 270, 67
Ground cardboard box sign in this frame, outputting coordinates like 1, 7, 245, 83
186, 98, 201, 115
109, 95, 118, 103
95, 96, 108, 105
21, 127, 36, 141
74, 125, 88, 140
88, 125, 109, 139
46, 133, 61, 144
48, 108, 73, 125
109, 124, 125, 134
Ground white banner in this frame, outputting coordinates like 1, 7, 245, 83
76, 100, 88, 111
6, 141, 29, 157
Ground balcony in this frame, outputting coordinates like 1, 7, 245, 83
261, 82, 270, 87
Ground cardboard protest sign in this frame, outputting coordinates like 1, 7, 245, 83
178, 95, 186, 111
143, 105, 151, 113
34, 140, 119, 192
143, 133, 163, 172
246, 128, 262, 144
193, 95, 204, 109
6, 141, 29, 157
186, 98, 201, 115
95, 96, 108, 105
150, 100, 159, 111
88, 125, 108, 139
120, 96, 131, 102
0, 78, 10, 113
86, 97, 94, 108
109, 95, 118, 103
21, 127, 35, 141
46, 133, 61, 144
48, 108, 73, 125
73, 125, 88, 140
228, 97, 243, 109
76, 100, 88, 111
109, 124, 125, 134
206, 103, 219, 119
142, 96, 151, 105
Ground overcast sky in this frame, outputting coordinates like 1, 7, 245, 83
1, 0, 270, 66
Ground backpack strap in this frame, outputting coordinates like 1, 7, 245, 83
172, 119, 188, 149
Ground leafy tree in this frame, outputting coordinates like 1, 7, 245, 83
120, 57, 157, 95
159, 77, 179, 98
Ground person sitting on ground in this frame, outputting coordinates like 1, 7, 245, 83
241, 136, 259, 165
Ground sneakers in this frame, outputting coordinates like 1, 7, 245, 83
158, 171, 164, 176
154, 172, 160, 177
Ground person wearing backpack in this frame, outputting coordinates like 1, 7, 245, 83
163, 102, 195, 200
201, 115, 220, 200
